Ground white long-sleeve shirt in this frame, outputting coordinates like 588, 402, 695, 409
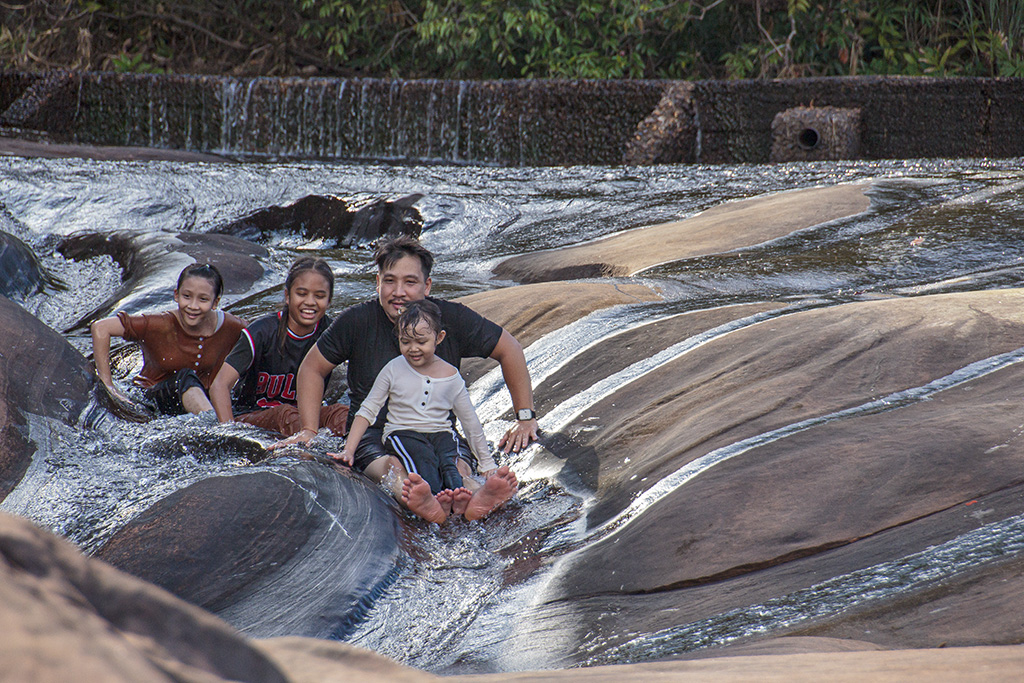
356, 356, 497, 471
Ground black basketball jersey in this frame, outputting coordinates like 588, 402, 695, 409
224, 311, 332, 413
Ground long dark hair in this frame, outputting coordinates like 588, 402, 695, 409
176, 262, 224, 299
277, 257, 335, 348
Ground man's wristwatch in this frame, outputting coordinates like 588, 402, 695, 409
516, 408, 536, 421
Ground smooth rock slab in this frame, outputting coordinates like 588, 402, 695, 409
510, 289, 1024, 664
492, 183, 872, 283
96, 459, 406, 639
0, 295, 95, 501
0, 511, 287, 683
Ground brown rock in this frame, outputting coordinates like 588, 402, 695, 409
0, 511, 287, 683
256, 637, 437, 683
508, 289, 1024, 663
492, 183, 872, 283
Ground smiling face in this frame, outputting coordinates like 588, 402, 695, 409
399, 319, 446, 369
377, 254, 431, 321
285, 270, 331, 336
173, 275, 219, 333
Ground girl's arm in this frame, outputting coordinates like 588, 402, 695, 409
90, 316, 130, 401
209, 363, 240, 423
331, 362, 395, 465
270, 346, 336, 449
334, 415, 370, 466
453, 383, 497, 475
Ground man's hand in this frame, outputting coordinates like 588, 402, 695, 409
269, 428, 317, 451
498, 418, 538, 454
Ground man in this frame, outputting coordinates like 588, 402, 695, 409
273, 236, 537, 521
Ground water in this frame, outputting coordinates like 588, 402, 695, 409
4, 154, 1024, 672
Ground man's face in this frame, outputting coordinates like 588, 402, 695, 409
377, 254, 431, 321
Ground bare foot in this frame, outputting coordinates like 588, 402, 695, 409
451, 487, 472, 516
464, 466, 518, 521
436, 489, 454, 517
401, 473, 448, 524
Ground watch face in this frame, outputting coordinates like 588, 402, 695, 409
517, 409, 536, 421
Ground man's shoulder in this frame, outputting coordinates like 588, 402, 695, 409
319, 299, 383, 355
334, 298, 380, 324
432, 296, 483, 320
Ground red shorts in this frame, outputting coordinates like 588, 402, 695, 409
235, 403, 348, 437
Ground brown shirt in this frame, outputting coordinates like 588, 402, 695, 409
118, 310, 247, 389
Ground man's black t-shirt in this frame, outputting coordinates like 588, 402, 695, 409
224, 311, 332, 413
317, 296, 502, 428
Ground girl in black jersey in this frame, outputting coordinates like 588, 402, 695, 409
210, 257, 349, 436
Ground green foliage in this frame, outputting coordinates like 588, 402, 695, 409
2, 0, 1024, 80
415, 0, 674, 78
111, 52, 165, 74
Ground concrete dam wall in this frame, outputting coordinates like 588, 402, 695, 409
1, 70, 1022, 165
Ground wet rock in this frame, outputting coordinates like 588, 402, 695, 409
459, 281, 663, 349
255, 637, 437, 683
0, 295, 95, 501
0, 511, 288, 683
492, 183, 872, 283
0, 229, 54, 299
58, 230, 267, 330
95, 459, 407, 639
508, 289, 1024, 663
0, 135, 231, 162
215, 194, 423, 248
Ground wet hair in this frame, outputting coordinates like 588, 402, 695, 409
396, 299, 443, 339
278, 256, 335, 348
176, 262, 224, 299
374, 235, 433, 281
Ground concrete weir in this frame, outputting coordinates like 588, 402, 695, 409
1, 71, 1022, 165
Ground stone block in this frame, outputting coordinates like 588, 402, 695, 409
770, 105, 861, 162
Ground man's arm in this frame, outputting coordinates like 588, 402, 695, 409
270, 345, 336, 448
489, 329, 539, 453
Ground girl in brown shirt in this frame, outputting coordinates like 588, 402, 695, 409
91, 263, 246, 415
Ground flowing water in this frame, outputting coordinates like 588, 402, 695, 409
3, 154, 1024, 672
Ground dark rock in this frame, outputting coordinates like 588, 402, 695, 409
216, 194, 423, 248
96, 459, 407, 639
58, 230, 267, 330
0, 294, 94, 497
0, 229, 58, 299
